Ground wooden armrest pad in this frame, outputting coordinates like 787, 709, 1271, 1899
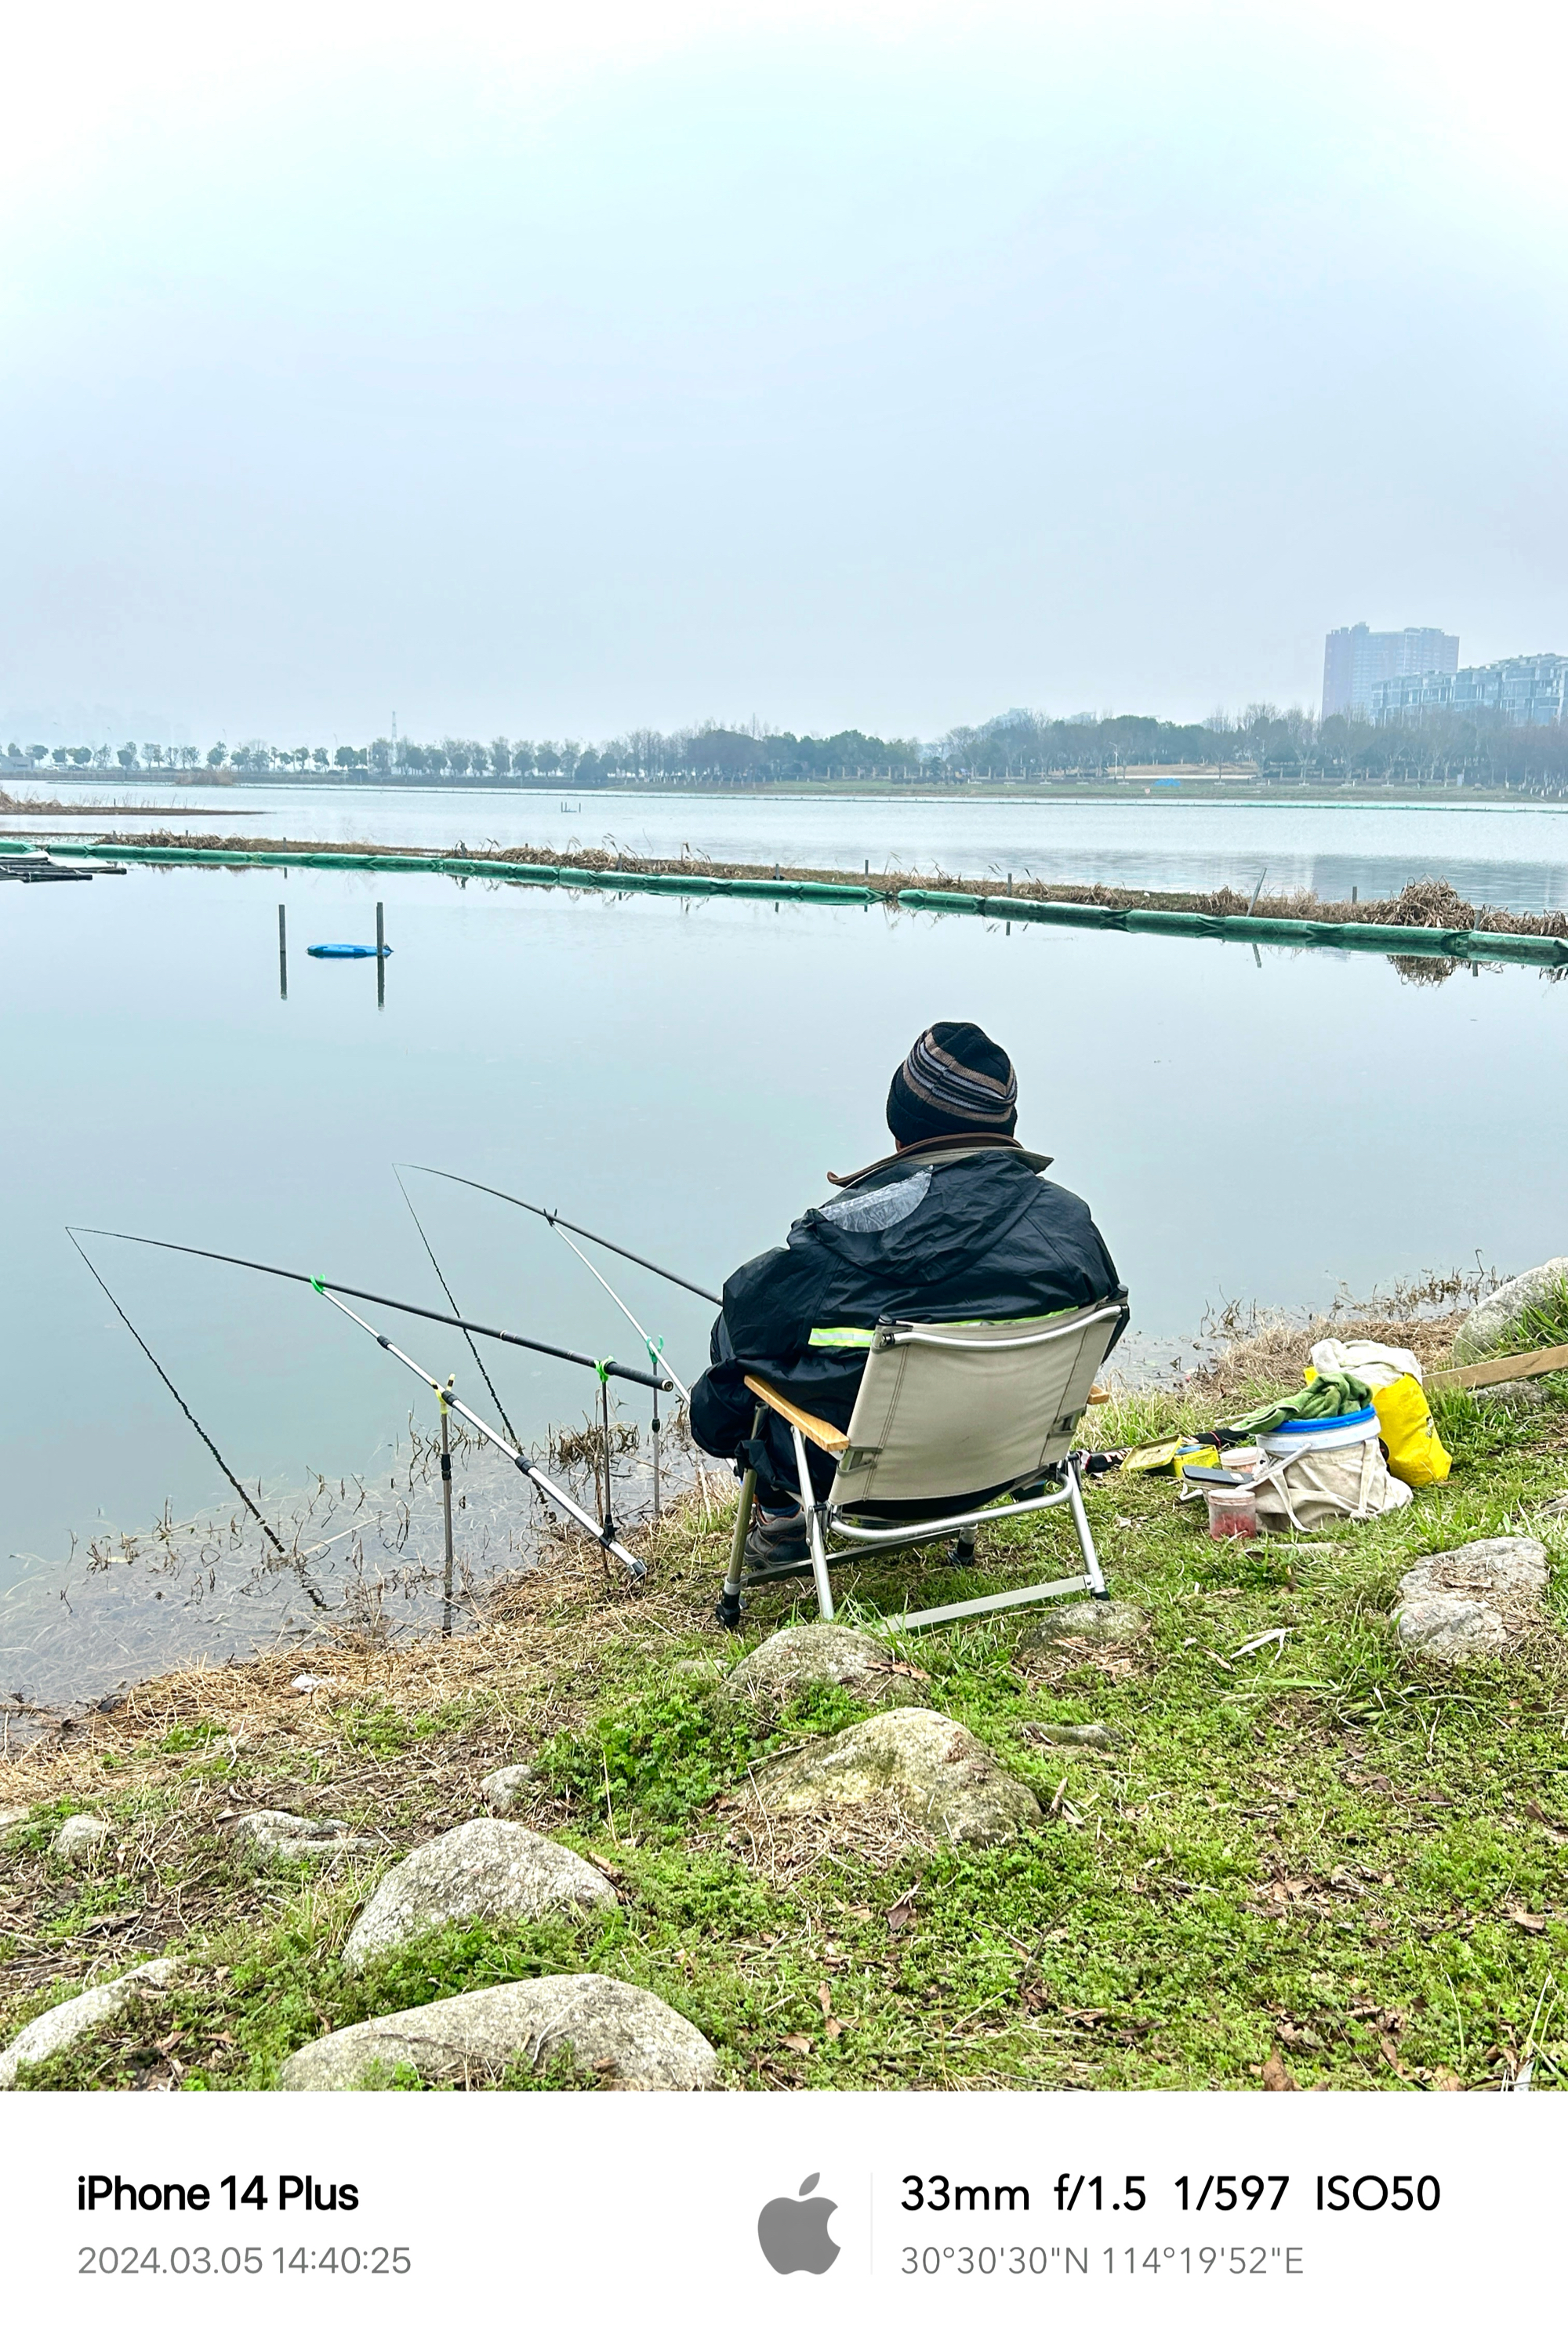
1088, 1382, 1110, 1405
743, 1374, 850, 1454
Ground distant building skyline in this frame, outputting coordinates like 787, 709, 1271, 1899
1323, 623, 1459, 719
1371, 652, 1568, 730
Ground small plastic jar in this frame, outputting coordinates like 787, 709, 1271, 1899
1207, 1487, 1259, 1540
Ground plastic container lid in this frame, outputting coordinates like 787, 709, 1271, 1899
1272, 1405, 1376, 1437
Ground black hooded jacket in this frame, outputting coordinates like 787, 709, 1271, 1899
688, 1137, 1125, 1494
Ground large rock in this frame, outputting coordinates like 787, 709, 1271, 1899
0, 1960, 181, 2091
53, 1815, 112, 1862
1393, 1536, 1549, 1662
278, 1976, 716, 2092
228, 1811, 376, 1862
753, 1706, 1040, 1845
342, 1821, 619, 1970
723, 1623, 895, 1706
1453, 1259, 1568, 1364
1017, 1600, 1148, 1648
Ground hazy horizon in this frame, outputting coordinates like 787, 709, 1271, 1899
4, 1, 1565, 747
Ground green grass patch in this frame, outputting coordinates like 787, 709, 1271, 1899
5, 1383, 1566, 2092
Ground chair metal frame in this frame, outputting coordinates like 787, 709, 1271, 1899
718, 1299, 1120, 1634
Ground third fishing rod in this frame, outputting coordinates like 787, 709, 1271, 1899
401, 1165, 721, 1306
69, 1227, 673, 1392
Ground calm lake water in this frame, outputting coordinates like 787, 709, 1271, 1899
5, 791, 1567, 1699
17, 776, 1568, 910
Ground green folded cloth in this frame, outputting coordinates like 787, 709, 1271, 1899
1228, 1368, 1373, 1438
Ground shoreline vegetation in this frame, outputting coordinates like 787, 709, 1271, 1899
7, 694, 1568, 793
4, 1282, 1566, 2092
33, 831, 1568, 948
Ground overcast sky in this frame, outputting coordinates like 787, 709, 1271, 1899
3, 0, 1564, 747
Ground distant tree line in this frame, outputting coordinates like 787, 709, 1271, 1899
7, 706, 1566, 791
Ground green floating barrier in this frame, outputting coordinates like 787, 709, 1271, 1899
34, 842, 1568, 967
896, 885, 1568, 968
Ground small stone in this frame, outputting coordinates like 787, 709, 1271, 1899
1031, 1721, 1116, 1750
1453, 1259, 1568, 1364
228, 1811, 375, 1861
0, 1960, 182, 2091
1396, 1537, 1548, 1610
722, 1623, 895, 1707
1016, 1601, 1148, 1648
53, 1816, 112, 1861
479, 1764, 535, 1815
0, 1806, 31, 1837
290, 1673, 334, 1692
1470, 1379, 1548, 1408
753, 1706, 1040, 1845
1541, 1494, 1568, 1518
670, 1659, 724, 1680
1396, 1596, 1510, 1662
278, 1975, 716, 2092
342, 1820, 619, 1970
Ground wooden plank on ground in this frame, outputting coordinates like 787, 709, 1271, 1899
1427, 1343, 1568, 1392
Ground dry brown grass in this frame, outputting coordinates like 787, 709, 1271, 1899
702, 1785, 941, 1889
1177, 1267, 1498, 1412
0, 1492, 746, 2008
71, 835, 1568, 938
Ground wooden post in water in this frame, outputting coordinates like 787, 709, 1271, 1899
278, 903, 288, 999
439, 1383, 455, 1637
376, 900, 385, 1009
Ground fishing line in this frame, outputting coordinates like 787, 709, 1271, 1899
401, 1164, 721, 1305
543, 1219, 692, 1404
67, 1230, 290, 1561
68, 1227, 670, 1391
393, 1169, 522, 1446
310, 1284, 647, 1581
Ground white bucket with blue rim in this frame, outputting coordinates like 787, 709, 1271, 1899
1261, 1405, 1380, 1460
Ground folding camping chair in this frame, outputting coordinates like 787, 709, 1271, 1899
717, 1298, 1122, 1634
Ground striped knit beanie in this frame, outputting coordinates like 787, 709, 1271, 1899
886, 1021, 1018, 1147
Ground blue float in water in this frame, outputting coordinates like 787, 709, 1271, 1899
306, 943, 393, 958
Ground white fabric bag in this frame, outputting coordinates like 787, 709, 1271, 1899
1249, 1429, 1411, 1532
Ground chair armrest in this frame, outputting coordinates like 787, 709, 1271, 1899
742, 1374, 850, 1455
1088, 1382, 1109, 1405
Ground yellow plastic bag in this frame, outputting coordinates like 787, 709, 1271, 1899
1370, 1373, 1450, 1487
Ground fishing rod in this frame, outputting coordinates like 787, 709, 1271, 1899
313, 1286, 646, 1581
401, 1164, 721, 1306
67, 1231, 301, 1576
68, 1227, 672, 1393
393, 1169, 522, 1446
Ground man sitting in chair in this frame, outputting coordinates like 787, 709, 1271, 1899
690, 1020, 1125, 1587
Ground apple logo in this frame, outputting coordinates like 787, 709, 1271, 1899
757, 2173, 840, 2274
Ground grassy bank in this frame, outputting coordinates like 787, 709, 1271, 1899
3, 1335, 1566, 2093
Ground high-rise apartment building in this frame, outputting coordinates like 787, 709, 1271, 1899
1322, 623, 1459, 718
1370, 652, 1568, 729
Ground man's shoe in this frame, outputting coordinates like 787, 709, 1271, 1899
744, 1505, 810, 1568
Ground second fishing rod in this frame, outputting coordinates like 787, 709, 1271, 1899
312, 1283, 649, 1581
